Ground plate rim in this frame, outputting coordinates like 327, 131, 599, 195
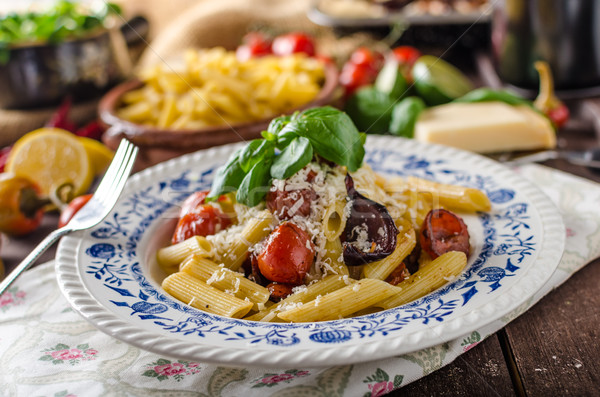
55, 136, 565, 368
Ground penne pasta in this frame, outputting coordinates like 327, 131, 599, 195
181, 255, 270, 307
162, 272, 253, 318
405, 176, 491, 212
362, 228, 417, 280
322, 199, 348, 241
277, 279, 399, 322
245, 274, 353, 322
156, 236, 214, 275
376, 251, 467, 309
221, 210, 274, 271
321, 239, 350, 277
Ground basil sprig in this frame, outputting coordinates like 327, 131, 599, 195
208, 106, 365, 207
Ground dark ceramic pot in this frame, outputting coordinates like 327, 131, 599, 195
0, 16, 148, 109
492, 0, 600, 90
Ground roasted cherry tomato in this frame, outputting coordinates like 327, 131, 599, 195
236, 32, 272, 61
257, 222, 314, 284
0, 173, 47, 236
272, 32, 316, 57
385, 262, 410, 286
267, 282, 295, 302
58, 193, 92, 228
179, 191, 210, 217
419, 209, 470, 260
171, 204, 231, 244
266, 187, 316, 220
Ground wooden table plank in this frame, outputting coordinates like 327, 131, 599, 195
392, 336, 515, 396
504, 258, 600, 396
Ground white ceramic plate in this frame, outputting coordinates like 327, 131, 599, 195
55, 136, 565, 368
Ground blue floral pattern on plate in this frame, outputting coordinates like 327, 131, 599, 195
56, 137, 565, 367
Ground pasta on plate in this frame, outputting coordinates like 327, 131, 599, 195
156, 107, 491, 322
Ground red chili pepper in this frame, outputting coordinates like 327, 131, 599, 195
0, 146, 12, 173
75, 120, 105, 140
45, 97, 77, 132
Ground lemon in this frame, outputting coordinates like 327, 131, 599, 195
412, 55, 474, 106
79, 136, 114, 175
6, 128, 93, 196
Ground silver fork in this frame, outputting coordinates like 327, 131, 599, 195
0, 138, 138, 296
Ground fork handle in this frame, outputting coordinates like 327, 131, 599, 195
0, 228, 70, 296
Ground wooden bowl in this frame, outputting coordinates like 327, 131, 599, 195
98, 61, 339, 170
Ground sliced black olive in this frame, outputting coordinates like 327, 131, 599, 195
342, 173, 398, 266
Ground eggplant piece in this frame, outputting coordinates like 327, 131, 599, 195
342, 174, 398, 266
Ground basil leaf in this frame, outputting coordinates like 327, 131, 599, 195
271, 136, 313, 179
261, 130, 277, 141
389, 96, 426, 138
281, 106, 364, 171
344, 87, 394, 134
276, 127, 298, 150
238, 139, 274, 173
207, 149, 246, 200
267, 114, 293, 134
236, 158, 273, 207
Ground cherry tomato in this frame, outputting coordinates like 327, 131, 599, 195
58, 193, 92, 228
419, 209, 470, 260
236, 32, 272, 61
350, 47, 384, 71
392, 46, 421, 67
266, 187, 316, 220
340, 47, 383, 96
0, 174, 46, 236
257, 222, 314, 284
339, 62, 378, 96
267, 282, 295, 302
179, 191, 210, 217
171, 204, 231, 244
385, 262, 409, 286
547, 103, 570, 129
272, 32, 316, 57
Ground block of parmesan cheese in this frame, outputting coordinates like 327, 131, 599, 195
413, 102, 556, 153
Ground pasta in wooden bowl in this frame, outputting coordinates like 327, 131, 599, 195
154, 106, 492, 322
98, 48, 338, 170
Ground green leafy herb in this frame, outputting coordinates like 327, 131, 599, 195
238, 139, 274, 173
236, 159, 273, 207
271, 136, 313, 179
0, 1, 121, 48
208, 150, 246, 198
389, 96, 426, 138
207, 106, 365, 206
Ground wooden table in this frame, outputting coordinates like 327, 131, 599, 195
2, 102, 599, 397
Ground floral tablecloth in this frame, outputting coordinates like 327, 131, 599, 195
1, 164, 599, 397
